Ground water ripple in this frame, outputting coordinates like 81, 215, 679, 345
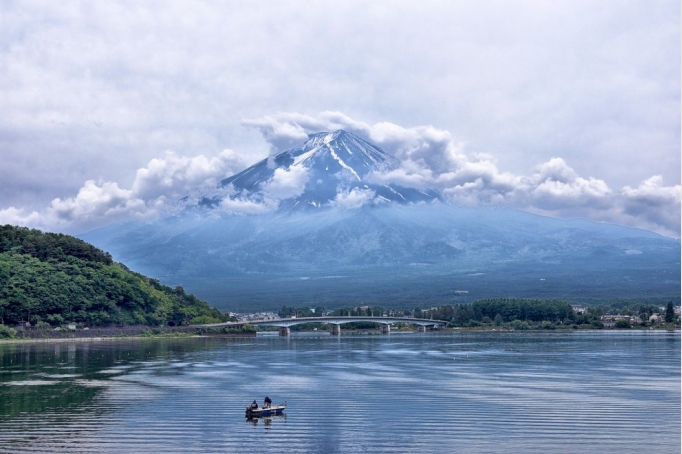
0, 332, 679, 453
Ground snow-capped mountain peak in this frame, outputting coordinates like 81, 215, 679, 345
284, 129, 397, 178
214, 129, 439, 209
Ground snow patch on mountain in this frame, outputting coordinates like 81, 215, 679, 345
329, 149, 361, 181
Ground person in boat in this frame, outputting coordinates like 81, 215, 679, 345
250, 400, 258, 410
263, 396, 272, 408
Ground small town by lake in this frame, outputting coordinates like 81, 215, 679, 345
0, 331, 679, 453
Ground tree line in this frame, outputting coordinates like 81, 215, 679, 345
0, 225, 230, 329
275, 298, 679, 330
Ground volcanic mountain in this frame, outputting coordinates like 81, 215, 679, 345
81, 131, 681, 312
207, 129, 440, 209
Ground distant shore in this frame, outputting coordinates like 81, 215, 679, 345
1, 324, 678, 345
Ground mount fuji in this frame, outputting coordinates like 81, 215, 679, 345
205, 129, 440, 210
81, 131, 680, 312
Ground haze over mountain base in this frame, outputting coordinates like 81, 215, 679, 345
82, 204, 680, 312
78, 130, 680, 312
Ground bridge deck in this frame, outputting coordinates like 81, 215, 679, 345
199, 316, 447, 329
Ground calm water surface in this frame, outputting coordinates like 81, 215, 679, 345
0, 331, 679, 453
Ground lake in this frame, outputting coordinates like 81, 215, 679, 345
0, 331, 679, 453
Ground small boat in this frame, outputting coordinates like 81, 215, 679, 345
245, 402, 286, 418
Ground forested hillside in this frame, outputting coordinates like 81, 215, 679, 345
0, 225, 229, 327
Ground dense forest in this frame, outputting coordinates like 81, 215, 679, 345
0, 225, 230, 328
326, 299, 594, 329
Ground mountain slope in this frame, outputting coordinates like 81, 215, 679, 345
80, 130, 680, 311
0, 225, 229, 326
82, 204, 680, 311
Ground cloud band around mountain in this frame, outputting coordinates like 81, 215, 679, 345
240, 112, 680, 236
1, 111, 679, 237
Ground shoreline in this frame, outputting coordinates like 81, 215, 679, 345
0, 332, 257, 345
1, 326, 678, 344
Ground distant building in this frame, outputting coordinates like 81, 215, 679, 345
236, 312, 278, 322
571, 305, 587, 314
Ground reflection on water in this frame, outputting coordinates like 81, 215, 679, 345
0, 332, 679, 453
246, 414, 287, 429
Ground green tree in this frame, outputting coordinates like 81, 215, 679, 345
0, 324, 16, 339
313, 306, 326, 317
615, 319, 631, 329
665, 301, 674, 323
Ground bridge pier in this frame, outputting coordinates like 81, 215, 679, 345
416, 325, 426, 333
329, 324, 341, 336
381, 324, 391, 334
279, 327, 290, 337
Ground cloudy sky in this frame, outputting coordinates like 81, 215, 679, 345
1, 0, 680, 237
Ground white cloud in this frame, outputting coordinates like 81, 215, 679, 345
262, 166, 309, 200
622, 175, 681, 208
1, 182, 147, 233
220, 197, 278, 215
0, 149, 252, 232
241, 114, 311, 154
0, 207, 44, 229
131, 150, 247, 202
331, 188, 377, 209
241, 111, 371, 154
511, 158, 612, 210
49, 180, 145, 223
504, 164, 680, 237
620, 176, 681, 234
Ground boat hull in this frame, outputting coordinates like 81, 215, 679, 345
245, 404, 286, 418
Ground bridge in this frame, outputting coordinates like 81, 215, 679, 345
199, 316, 447, 336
